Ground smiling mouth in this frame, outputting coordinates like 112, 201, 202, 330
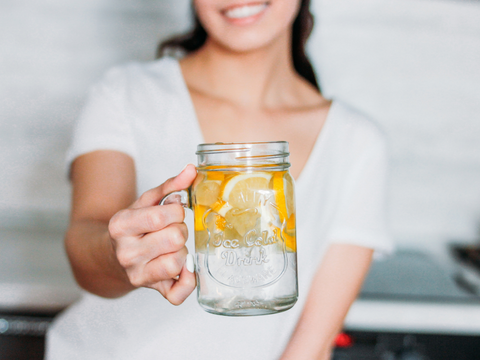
223, 2, 270, 19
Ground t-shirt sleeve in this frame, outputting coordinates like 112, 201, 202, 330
326, 131, 394, 257
65, 67, 137, 176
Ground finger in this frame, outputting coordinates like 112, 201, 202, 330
132, 164, 197, 209
115, 223, 188, 270
112, 204, 186, 237
162, 255, 196, 305
143, 247, 189, 284
140, 223, 188, 259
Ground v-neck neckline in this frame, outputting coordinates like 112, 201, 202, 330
172, 58, 336, 186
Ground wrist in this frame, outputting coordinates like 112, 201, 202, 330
66, 219, 135, 298
96, 228, 136, 297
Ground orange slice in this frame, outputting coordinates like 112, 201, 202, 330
271, 171, 296, 251
271, 172, 295, 218
206, 171, 225, 181
194, 205, 208, 231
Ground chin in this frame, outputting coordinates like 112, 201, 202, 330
210, 31, 283, 54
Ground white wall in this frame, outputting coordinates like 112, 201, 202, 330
0, 0, 191, 228
1, 0, 479, 248
309, 0, 480, 247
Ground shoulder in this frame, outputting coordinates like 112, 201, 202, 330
329, 101, 388, 153
90, 57, 184, 100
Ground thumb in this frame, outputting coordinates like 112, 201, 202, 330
132, 164, 197, 208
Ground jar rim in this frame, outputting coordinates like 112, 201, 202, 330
196, 141, 290, 170
196, 141, 289, 156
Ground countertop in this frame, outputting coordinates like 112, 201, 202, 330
1, 226, 480, 335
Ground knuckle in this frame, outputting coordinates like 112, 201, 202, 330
127, 271, 144, 288
137, 191, 152, 205
108, 213, 125, 239
163, 176, 176, 190
145, 210, 165, 231
174, 204, 186, 220
184, 275, 196, 290
168, 204, 185, 222
162, 265, 177, 280
162, 256, 182, 279
167, 295, 184, 306
167, 226, 186, 249
116, 249, 136, 269
146, 207, 172, 231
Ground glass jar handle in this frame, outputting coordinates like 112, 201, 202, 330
159, 189, 192, 209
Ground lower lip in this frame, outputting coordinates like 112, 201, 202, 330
222, 5, 269, 26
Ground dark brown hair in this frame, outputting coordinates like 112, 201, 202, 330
157, 0, 319, 91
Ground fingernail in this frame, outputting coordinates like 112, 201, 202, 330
186, 253, 195, 273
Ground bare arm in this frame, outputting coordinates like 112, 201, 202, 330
280, 243, 374, 360
65, 150, 197, 303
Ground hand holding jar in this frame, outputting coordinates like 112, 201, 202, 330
161, 142, 298, 316
108, 164, 197, 305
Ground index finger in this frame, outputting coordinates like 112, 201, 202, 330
131, 164, 197, 209
113, 203, 185, 237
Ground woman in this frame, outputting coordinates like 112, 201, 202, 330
46, 0, 392, 359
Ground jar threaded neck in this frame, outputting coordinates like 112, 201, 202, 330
196, 142, 290, 171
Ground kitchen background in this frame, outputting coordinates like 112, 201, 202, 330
1, 0, 480, 359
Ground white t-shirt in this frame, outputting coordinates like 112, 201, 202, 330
46, 57, 393, 360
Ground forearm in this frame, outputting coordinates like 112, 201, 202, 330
280, 244, 374, 360
65, 219, 135, 298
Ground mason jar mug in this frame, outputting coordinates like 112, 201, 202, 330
161, 142, 298, 316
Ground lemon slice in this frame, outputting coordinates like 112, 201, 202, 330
195, 180, 221, 206
221, 173, 273, 209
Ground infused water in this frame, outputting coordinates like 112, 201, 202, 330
192, 168, 297, 315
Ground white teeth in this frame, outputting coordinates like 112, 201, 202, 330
224, 3, 268, 19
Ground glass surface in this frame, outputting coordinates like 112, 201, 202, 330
162, 142, 298, 315
193, 142, 297, 316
